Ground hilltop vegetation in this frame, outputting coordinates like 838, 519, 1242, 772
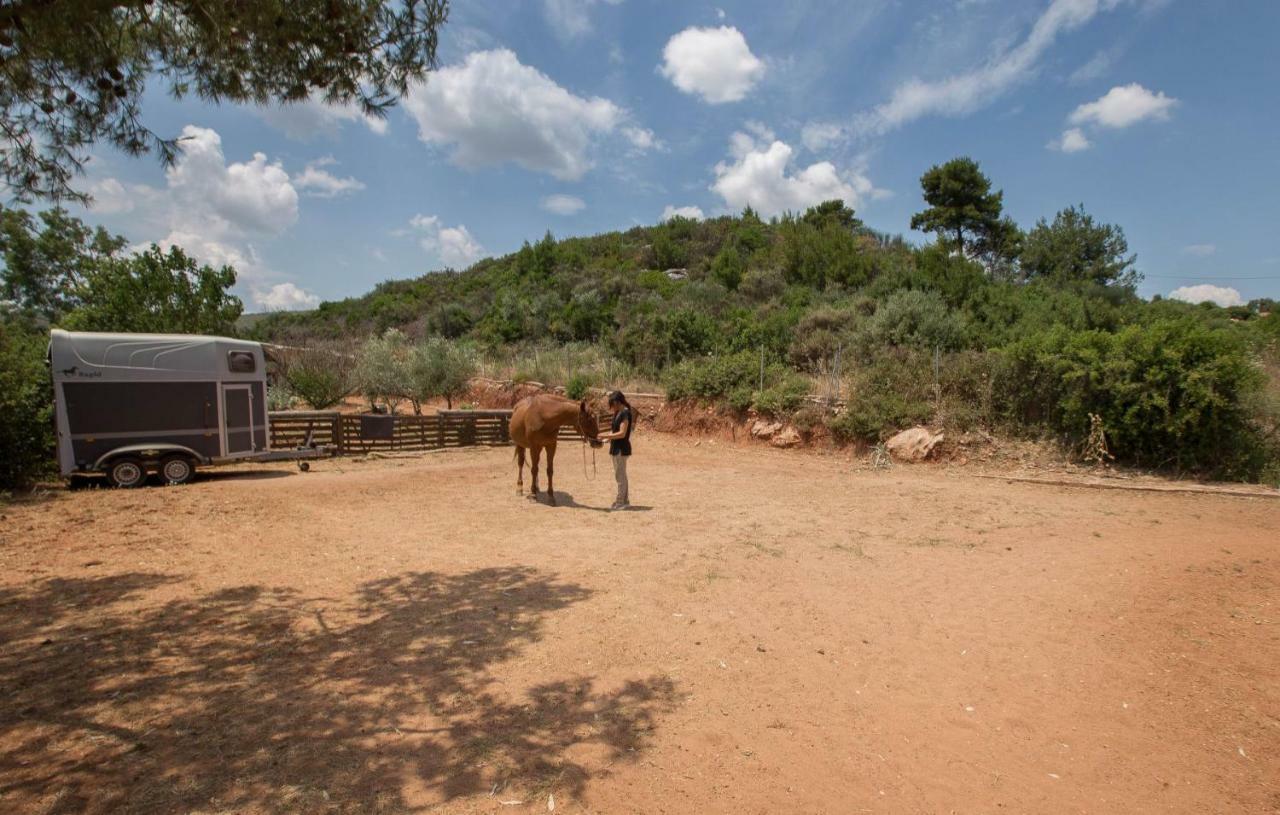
251, 158, 1280, 482
2, 158, 1278, 487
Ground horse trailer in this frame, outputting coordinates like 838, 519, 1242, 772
49, 329, 327, 487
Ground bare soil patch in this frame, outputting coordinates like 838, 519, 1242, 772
1, 435, 1277, 813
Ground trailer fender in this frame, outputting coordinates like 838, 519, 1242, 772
92, 444, 209, 472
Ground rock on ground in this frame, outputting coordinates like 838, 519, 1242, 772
771, 426, 802, 448
751, 420, 783, 439
885, 426, 944, 462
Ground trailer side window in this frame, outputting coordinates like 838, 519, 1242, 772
227, 351, 256, 373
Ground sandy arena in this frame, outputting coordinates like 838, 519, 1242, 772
0, 435, 1276, 814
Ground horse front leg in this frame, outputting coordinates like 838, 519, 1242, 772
530, 446, 542, 497
546, 443, 557, 506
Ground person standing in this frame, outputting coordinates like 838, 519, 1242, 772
596, 390, 633, 510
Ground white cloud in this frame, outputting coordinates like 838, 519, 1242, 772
404, 49, 651, 181
661, 205, 705, 221
1181, 244, 1216, 257
859, 0, 1122, 135
1169, 284, 1243, 308
1050, 127, 1092, 152
409, 214, 486, 269
541, 194, 586, 215
87, 125, 317, 311
255, 282, 321, 311
85, 177, 137, 214
1069, 46, 1121, 84
801, 122, 846, 152
1068, 82, 1177, 129
710, 130, 885, 218
543, 0, 623, 39
659, 26, 765, 104
293, 157, 366, 198
256, 96, 388, 140
166, 126, 299, 237
622, 126, 661, 152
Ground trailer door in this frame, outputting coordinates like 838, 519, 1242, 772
221, 384, 256, 455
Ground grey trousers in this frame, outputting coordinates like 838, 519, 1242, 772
611, 454, 629, 506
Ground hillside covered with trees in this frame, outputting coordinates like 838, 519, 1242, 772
3, 158, 1278, 487
249, 158, 1280, 482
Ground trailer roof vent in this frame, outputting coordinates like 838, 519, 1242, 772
227, 351, 256, 373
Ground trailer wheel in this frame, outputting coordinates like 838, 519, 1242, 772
160, 455, 196, 486
106, 457, 147, 488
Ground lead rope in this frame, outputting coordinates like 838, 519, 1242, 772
578, 414, 598, 481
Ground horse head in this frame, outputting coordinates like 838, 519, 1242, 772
579, 400, 603, 447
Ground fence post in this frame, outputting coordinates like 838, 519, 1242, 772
332, 412, 344, 455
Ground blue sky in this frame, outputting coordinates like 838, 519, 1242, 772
75, 0, 1280, 311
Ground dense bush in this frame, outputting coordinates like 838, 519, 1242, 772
566, 372, 594, 400
7, 177, 1273, 481
863, 289, 966, 351
666, 351, 812, 417
665, 351, 761, 412
998, 319, 1268, 477
0, 316, 55, 489
829, 350, 933, 442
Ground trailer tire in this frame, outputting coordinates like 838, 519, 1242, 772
160, 455, 196, 486
106, 457, 147, 488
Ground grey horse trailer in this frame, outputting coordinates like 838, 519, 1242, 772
50, 329, 326, 487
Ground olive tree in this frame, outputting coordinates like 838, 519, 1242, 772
280, 344, 355, 410
405, 337, 476, 413
355, 328, 409, 413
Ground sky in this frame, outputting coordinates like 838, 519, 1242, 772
72, 0, 1280, 312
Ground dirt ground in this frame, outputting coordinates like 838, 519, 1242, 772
1, 435, 1277, 814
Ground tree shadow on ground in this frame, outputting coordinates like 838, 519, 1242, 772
0, 568, 677, 814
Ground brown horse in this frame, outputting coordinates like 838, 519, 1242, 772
510, 394, 601, 505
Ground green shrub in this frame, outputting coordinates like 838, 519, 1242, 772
0, 317, 55, 489
665, 351, 760, 403
789, 305, 859, 370
936, 350, 1003, 431
266, 383, 297, 411
739, 267, 785, 302
710, 245, 745, 291
566, 372, 594, 400
829, 392, 931, 443
666, 350, 812, 416
829, 349, 933, 442
863, 289, 966, 351
998, 318, 1268, 477
791, 404, 829, 434
753, 374, 810, 417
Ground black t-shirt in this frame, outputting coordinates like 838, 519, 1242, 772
610, 407, 633, 456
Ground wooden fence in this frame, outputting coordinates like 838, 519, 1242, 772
267, 409, 605, 455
